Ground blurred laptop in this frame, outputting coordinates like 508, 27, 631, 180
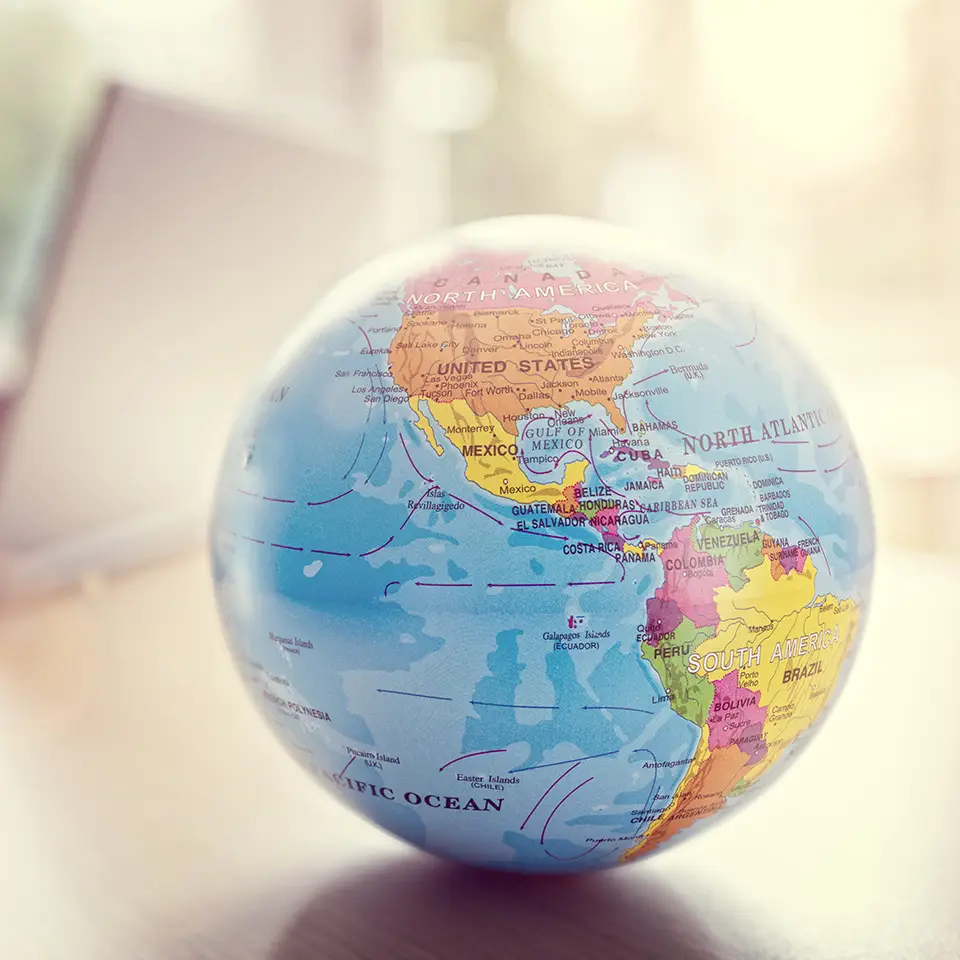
0, 84, 381, 597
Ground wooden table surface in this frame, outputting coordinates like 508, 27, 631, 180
0, 546, 956, 959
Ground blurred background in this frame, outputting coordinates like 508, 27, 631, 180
0, 0, 957, 587
0, 2, 959, 958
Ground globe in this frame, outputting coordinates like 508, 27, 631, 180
210, 216, 874, 873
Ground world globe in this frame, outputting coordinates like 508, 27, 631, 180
210, 216, 874, 873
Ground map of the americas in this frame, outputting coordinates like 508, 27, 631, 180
211, 228, 874, 872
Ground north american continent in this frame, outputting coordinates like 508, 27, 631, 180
389, 303, 650, 434
428, 398, 588, 502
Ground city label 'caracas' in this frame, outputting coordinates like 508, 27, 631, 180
210, 219, 874, 873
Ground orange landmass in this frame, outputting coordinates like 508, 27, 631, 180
623, 743, 751, 861
762, 535, 785, 580
388, 305, 649, 434
553, 480, 582, 519
762, 534, 807, 581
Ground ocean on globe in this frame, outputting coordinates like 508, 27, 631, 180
210, 216, 874, 873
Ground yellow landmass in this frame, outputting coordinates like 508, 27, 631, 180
663, 463, 728, 481
429, 399, 588, 503
715, 554, 817, 626
621, 551, 862, 860
409, 397, 443, 456
623, 539, 664, 557
687, 591, 860, 786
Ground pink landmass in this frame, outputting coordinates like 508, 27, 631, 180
635, 282, 697, 320
590, 504, 621, 538
762, 536, 809, 580
644, 595, 683, 646
779, 545, 808, 575
655, 519, 728, 628
401, 251, 695, 319
707, 670, 768, 760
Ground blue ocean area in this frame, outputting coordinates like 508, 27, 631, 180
210, 257, 875, 872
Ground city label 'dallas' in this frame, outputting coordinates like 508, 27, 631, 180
389, 302, 650, 433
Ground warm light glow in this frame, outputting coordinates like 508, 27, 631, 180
692, 0, 917, 182
598, 149, 710, 267
392, 55, 497, 132
507, 0, 661, 118
56, 0, 259, 106
839, 366, 960, 473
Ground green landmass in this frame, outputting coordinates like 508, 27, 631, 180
640, 617, 715, 726
697, 520, 764, 590
729, 778, 750, 797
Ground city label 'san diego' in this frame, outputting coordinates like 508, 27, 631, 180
210, 223, 874, 873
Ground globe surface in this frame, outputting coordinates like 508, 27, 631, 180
211, 219, 874, 873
